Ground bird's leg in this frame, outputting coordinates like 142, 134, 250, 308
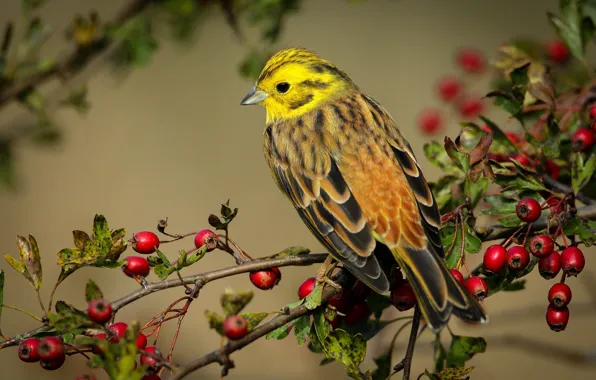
315, 255, 342, 291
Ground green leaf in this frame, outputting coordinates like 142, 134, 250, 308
262, 246, 311, 260
366, 292, 392, 320
59, 86, 91, 116
485, 91, 524, 118
3, 254, 26, 275
572, 153, 596, 194
433, 333, 447, 372
155, 249, 171, 267
483, 269, 524, 296
93, 215, 113, 254
494, 170, 546, 192
503, 279, 526, 291
204, 309, 225, 336
294, 315, 311, 346
313, 309, 332, 345
445, 335, 487, 368
426, 367, 475, 379
429, 175, 462, 212
220, 288, 253, 316
548, 0, 584, 60
265, 320, 295, 340
469, 177, 489, 208
563, 216, 596, 246
85, 279, 104, 302
305, 283, 324, 310
423, 142, 461, 175
482, 195, 518, 215
108, 15, 158, 69
497, 215, 524, 227
322, 329, 367, 379
370, 352, 391, 380
54, 300, 86, 316
479, 116, 519, 152
153, 263, 175, 280
444, 138, 470, 174
441, 222, 482, 269
72, 230, 91, 250
241, 312, 269, 331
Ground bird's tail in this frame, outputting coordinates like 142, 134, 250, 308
393, 244, 488, 331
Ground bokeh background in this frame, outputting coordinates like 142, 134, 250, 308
1, 0, 595, 379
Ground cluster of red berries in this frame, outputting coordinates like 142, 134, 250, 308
418, 40, 571, 135
17, 336, 66, 370
479, 197, 586, 331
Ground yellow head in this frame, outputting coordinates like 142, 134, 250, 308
240, 48, 356, 123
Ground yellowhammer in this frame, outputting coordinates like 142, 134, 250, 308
240, 47, 488, 331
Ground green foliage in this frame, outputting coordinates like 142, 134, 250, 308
423, 367, 475, 380
563, 216, 596, 246
3, 235, 42, 291
445, 335, 487, 368
571, 153, 596, 193
85, 279, 104, 302
304, 283, 324, 310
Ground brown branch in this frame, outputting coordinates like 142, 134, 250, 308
542, 174, 596, 205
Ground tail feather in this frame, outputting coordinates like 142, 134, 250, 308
394, 244, 488, 331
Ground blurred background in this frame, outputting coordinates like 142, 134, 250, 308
1, 0, 595, 379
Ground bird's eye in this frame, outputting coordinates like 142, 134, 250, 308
275, 82, 290, 94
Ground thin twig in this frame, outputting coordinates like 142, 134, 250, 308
392, 306, 422, 380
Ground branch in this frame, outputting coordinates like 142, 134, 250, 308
167, 271, 347, 380
542, 174, 596, 205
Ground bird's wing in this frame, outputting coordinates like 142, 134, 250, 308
263, 123, 389, 292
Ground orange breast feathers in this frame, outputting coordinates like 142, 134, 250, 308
338, 141, 427, 250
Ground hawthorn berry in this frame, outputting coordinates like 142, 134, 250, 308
506, 246, 530, 271
140, 346, 164, 369
481, 124, 492, 133
548, 283, 572, 307
18, 338, 41, 363
194, 229, 218, 251
327, 291, 354, 314
107, 322, 128, 343
38, 336, 65, 362
589, 104, 596, 119
560, 247, 585, 277
92, 333, 106, 355
87, 298, 113, 324
456, 48, 486, 73
132, 231, 160, 254
516, 198, 542, 222
458, 96, 484, 119
538, 251, 561, 280
122, 256, 150, 278
529, 234, 554, 258
391, 282, 416, 311
545, 160, 560, 181
546, 196, 564, 214
546, 305, 569, 332
449, 269, 465, 286
418, 108, 443, 134
571, 127, 595, 152
483, 244, 507, 274
344, 302, 370, 326
40, 355, 66, 371
505, 131, 521, 146
298, 277, 317, 299
547, 40, 570, 63
136, 333, 148, 350
464, 276, 488, 300
249, 267, 281, 290
436, 76, 462, 102
352, 280, 371, 300
223, 315, 249, 340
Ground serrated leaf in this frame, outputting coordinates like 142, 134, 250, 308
241, 312, 269, 331
220, 288, 253, 316
265, 320, 295, 340
572, 153, 596, 194
294, 315, 311, 346
563, 216, 596, 246
495, 170, 546, 192
482, 195, 518, 215
55, 300, 86, 316
305, 283, 324, 310
85, 279, 104, 302
93, 215, 113, 254
445, 335, 486, 368
322, 329, 367, 379
204, 309, 225, 336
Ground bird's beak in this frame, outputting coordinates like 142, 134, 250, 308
240, 86, 268, 105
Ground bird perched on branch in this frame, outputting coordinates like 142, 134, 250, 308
240, 47, 488, 331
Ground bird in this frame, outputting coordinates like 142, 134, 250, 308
240, 47, 488, 331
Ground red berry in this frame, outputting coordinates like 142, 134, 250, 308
546, 196, 564, 214
546, 305, 569, 332
571, 127, 595, 152
142, 375, 161, 380
40, 355, 66, 370
560, 247, 585, 277
194, 229, 217, 251
223, 315, 248, 340
87, 299, 113, 324
344, 302, 370, 325
436, 76, 462, 102
132, 231, 160, 254
458, 96, 484, 119
590, 105, 596, 119
391, 282, 417, 311
107, 322, 128, 343
483, 244, 507, 274
352, 280, 371, 300
506, 132, 520, 145
249, 267, 281, 290
464, 276, 488, 300
136, 333, 148, 350
548, 283, 572, 307
511, 154, 531, 167
516, 198, 542, 222
75, 375, 97, 380
456, 48, 486, 73
529, 234, 554, 258
38, 336, 65, 361
327, 291, 354, 314
481, 124, 492, 133
92, 333, 106, 355
506, 246, 530, 271
140, 346, 163, 369
449, 269, 465, 286
298, 277, 317, 299
18, 338, 41, 363
547, 40, 570, 64
418, 108, 443, 134
122, 256, 150, 278
538, 251, 561, 280
545, 160, 560, 181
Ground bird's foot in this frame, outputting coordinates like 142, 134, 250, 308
315, 255, 342, 292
